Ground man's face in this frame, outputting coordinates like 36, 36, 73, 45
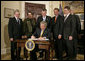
28, 13, 33, 19
40, 24, 46, 30
14, 12, 20, 18
64, 9, 70, 15
54, 10, 59, 16
41, 11, 47, 17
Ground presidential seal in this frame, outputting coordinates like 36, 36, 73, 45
25, 39, 35, 51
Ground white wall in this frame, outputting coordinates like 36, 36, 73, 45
1, 1, 21, 54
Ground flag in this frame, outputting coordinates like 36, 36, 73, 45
59, 3, 64, 16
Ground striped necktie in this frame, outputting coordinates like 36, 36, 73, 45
40, 30, 44, 37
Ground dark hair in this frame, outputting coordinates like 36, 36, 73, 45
54, 8, 59, 11
64, 6, 70, 10
42, 8, 47, 11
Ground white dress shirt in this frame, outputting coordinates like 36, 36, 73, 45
15, 16, 20, 24
43, 16, 46, 21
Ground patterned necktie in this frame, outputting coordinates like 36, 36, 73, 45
54, 17, 57, 23
40, 30, 44, 37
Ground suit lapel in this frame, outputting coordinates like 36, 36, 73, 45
17, 18, 21, 24
64, 14, 71, 23
41, 16, 43, 21
39, 28, 42, 36
45, 16, 47, 21
14, 17, 21, 25
14, 17, 18, 24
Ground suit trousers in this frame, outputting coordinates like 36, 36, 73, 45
63, 39, 75, 58
73, 39, 77, 58
11, 41, 21, 60
54, 39, 63, 59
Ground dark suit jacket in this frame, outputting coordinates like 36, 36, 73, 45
63, 14, 77, 40
33, 28, 51, 39
36, 15, 52, 30
73, 14, 81, 34
8, 17, 23, 39
52, 15, 64, 39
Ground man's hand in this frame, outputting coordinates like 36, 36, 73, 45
38, 37, 45, 40
24, 35, 27, 38
10, 38, 13, 41
58, 35, 62, 39
69, 36, 73, 40
22, 35, 27, 39
31, 35, 35, 39
22, 36, 24, 39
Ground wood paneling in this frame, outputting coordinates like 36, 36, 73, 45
25, 2, 45, 20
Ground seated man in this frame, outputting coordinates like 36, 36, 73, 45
31, 21, 51, 40
30, 21, 51, 60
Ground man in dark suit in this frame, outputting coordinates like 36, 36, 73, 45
36, 9, 52, 31
70, 9, 81, 37
36, 8, 51, 59
70, 9, 81, 59
63, 6, 77, 60
52, 8, 64, 60
32, 23, 51, 39
31, 21, 51, 60
8, 10, 24, 60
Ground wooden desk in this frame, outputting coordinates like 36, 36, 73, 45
15, 39, 51, 60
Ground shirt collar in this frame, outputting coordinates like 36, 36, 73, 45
15, 16, 19, 20
55, 15, 58, 18
43, 16, 46, 19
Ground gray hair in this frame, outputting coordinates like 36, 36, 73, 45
40, 21, 47, 27
14, 9, 20, 14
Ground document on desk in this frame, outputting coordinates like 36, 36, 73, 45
28, 38, 49, 41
